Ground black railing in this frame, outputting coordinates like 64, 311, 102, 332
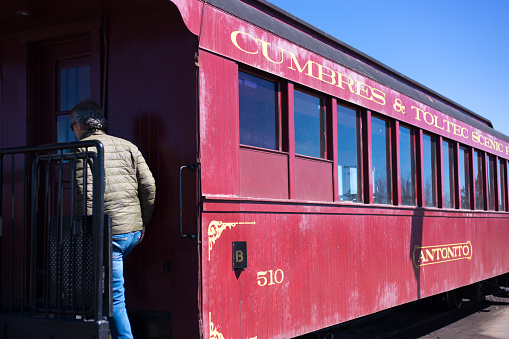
0, 141, 111, 332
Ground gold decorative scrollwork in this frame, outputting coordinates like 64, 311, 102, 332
207, 220, 256, 260
209, 312, 257, 339
209, 312, 226, 339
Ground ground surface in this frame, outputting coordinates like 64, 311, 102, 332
296, 282, 509, 339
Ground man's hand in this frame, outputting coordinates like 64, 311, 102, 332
137, 227, 146, 245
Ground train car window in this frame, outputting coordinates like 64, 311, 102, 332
442, 140, 454, 208
371, 115, 392, 204
423, 133, 437, 207
487, 155, 496, 211
294, 90, 325, 158
337, 104, 361, 202
442, 140, 455, 209
499, 159, 507, 211
57, 64, 91, 144
399, 125, 416, 206
239, 71, 279, 150
474, 150, 485, 210
59, 65, 91, 111
459, 146, 471, 209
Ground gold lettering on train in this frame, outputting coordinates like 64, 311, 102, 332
231, 30, 387, 106
235, 250, 244, 263
413, 241, 472, 268
472, 132, 504, 152
287, 57, 315, 76
231, 30, 509, 157
393, 98, 406, 114
257, 269, 285, 287
411, 106, 469, 139
230, 31, 259, 55
259, 40, 285, 64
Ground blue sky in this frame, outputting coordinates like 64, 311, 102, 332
266, 0, 509, 137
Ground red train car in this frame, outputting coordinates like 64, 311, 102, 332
1, 0, 509, 338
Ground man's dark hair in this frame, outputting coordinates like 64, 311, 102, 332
70, 99, 108, 131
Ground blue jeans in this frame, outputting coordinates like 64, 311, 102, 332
110, 231, 141, 339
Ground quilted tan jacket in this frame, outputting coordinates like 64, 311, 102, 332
76, 130, 156, 235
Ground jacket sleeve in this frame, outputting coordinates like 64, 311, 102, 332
75, 147, 94, 216
136, 149, 156, 227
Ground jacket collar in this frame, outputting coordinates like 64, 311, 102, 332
80, 129, 106, 140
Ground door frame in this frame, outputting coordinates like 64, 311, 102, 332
26, 20, 102, 146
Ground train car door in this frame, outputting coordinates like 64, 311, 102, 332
38, 34, 94, 145
30, 34, 98, 209
23, 33, 101, 314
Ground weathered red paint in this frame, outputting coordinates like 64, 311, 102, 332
1, 0, 509, 338
201, 203, 509, 338
193, 2, 509, 338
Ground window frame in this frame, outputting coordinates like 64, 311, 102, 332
474, 149, 485, 210
370, 113, 393, 205
335, 100, 363, 203
458, 145, 472, 210
440, 138, 456, 209
292, 86, 328, 160
398, 123, 417, 206
499, 158, 508, 211
421, 132, 438, 208
487, 154, 497, 211
238, 69, 283, 152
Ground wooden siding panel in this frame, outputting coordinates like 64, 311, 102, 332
200, 51, 240, 197
0, 40, 29, 306
239, 148, 289, 199
294, 157, 333, 202
202, 204, 509, 338
1, 38, 27, 148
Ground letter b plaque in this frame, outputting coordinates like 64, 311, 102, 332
232, 241, 247, 271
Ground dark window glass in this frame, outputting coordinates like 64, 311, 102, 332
474, 150, 484, 210
442, 140, 455, 208
59, 65, 91, 111
423, 134, 437, 207
294, 90, 325, 158
499, 159, 507, 211
488, 155, 496, 211
57, 115, 78, 143
337, 105, 361, 202
371, 116, 391, 204
399, 126, 416, 206
459, 146, 471, 209
239, 72, 278, 150
58, 65, 90, 144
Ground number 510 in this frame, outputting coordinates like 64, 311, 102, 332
257, 269, 284, 287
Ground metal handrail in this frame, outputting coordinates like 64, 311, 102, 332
0, 141, 108, 321
179, 164, 197, 240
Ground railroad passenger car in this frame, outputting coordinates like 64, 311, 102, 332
1, 0, 509, 338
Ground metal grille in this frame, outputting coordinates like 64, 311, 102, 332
0, 141, 110, 323
48, 216, 93, 314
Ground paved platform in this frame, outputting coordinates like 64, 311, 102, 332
420, 294, 509, 339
